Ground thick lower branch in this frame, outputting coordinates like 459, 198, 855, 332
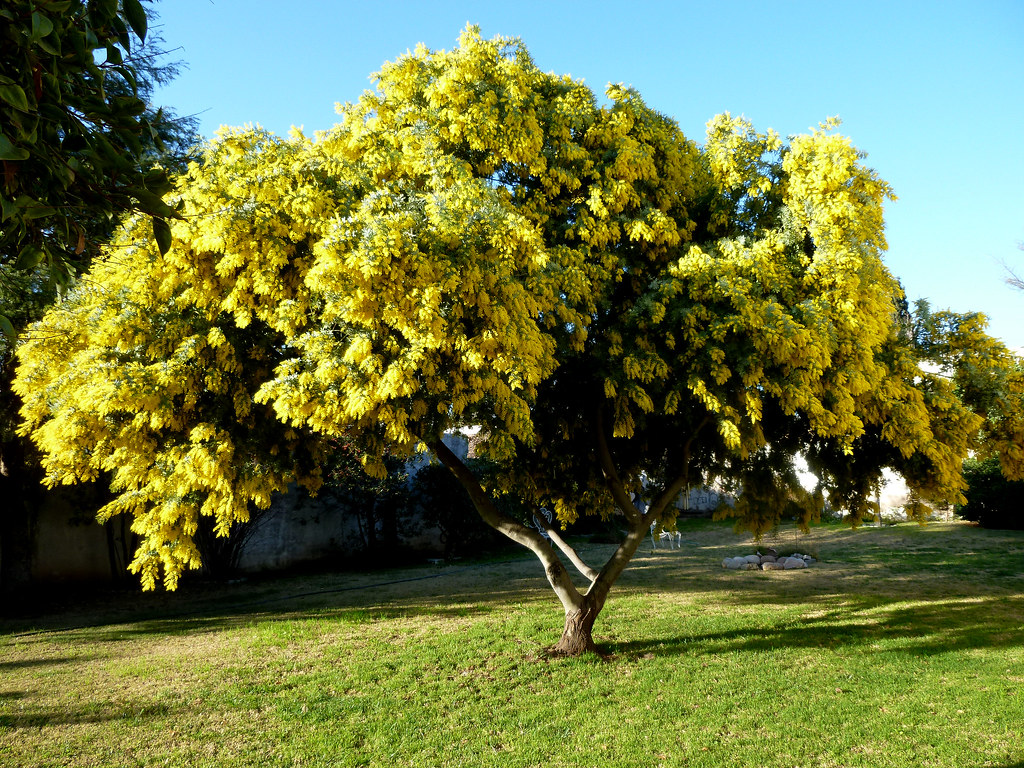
587, 416, 706, 605
430, 439, 583, 613
585, 517, 650, 608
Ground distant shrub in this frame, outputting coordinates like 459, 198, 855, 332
194, 509, 269, 579
322, 436, 416, 555
958, 457, 1024, 530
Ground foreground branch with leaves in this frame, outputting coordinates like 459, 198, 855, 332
0, 0, 183, 308
14, 27, 1023, 653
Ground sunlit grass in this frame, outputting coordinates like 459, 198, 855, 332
2, 520, 1023, 767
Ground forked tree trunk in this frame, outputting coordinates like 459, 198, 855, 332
430, 436, 687, 658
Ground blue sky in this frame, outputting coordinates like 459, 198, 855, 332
152, 0, 1024, 348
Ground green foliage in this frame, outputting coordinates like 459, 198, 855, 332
0, 0, 196, 334
958, 456, 1024, 530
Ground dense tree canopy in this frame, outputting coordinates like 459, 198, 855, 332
15, 28, 1022, 652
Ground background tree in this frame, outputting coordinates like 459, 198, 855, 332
908, 300, 1024, 480
15, 28, 1020, 651
321, 434, 412, 557
1003, 241, 1024, 293
958, 456, 1024, 530
1, 0, 197, 592
411, 458, 523, 560
0, 0, 185, 304
931, 254, 1024, 532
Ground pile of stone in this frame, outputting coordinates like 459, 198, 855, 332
721, 551, 816, 570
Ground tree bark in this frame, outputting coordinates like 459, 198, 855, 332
554, 601, 600, 656
430, 439, 584, 615
430, 429, 695, 657
539, 516, 599, 582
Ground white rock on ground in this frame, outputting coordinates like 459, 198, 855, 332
723, 554, 816, 571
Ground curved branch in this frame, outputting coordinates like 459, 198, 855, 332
585, 517, 649, 607
430, 439, 583, 613
594, 407, 642, 522
539, 518, 599, 582
589, 416, 708, 606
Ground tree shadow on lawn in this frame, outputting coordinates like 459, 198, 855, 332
60, 600, 516, 645
603, 592, 1024, 659
619, 537, 1024, 604
5, 533, 1021, 654
0, 699, 171, 729
30, 574, 1020, 666
0, 555, 550, 640
0, 656, 79, 672
2, 575, 556, 645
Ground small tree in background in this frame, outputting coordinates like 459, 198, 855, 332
411, 460, 517, 560
322, 435, 413, 557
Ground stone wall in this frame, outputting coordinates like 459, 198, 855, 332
675, 487, 723, 514
30, 487, 114, 583
23, 434, 469, 584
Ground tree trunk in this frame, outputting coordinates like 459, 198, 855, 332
554, 602, 600, 656
430, 436, 681, 658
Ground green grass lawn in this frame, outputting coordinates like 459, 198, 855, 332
2, 520, 1023, 767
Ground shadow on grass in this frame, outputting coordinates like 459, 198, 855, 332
11, 573, 1021, 667
604, 593, 1024, 658
4, 524, 1022, 654
0, 656, 78, 671
62, 601, 509, 644
0, 555, 549, 640
0, 701, 171, 729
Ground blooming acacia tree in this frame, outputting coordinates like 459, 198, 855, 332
16, 28, 1019, 654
